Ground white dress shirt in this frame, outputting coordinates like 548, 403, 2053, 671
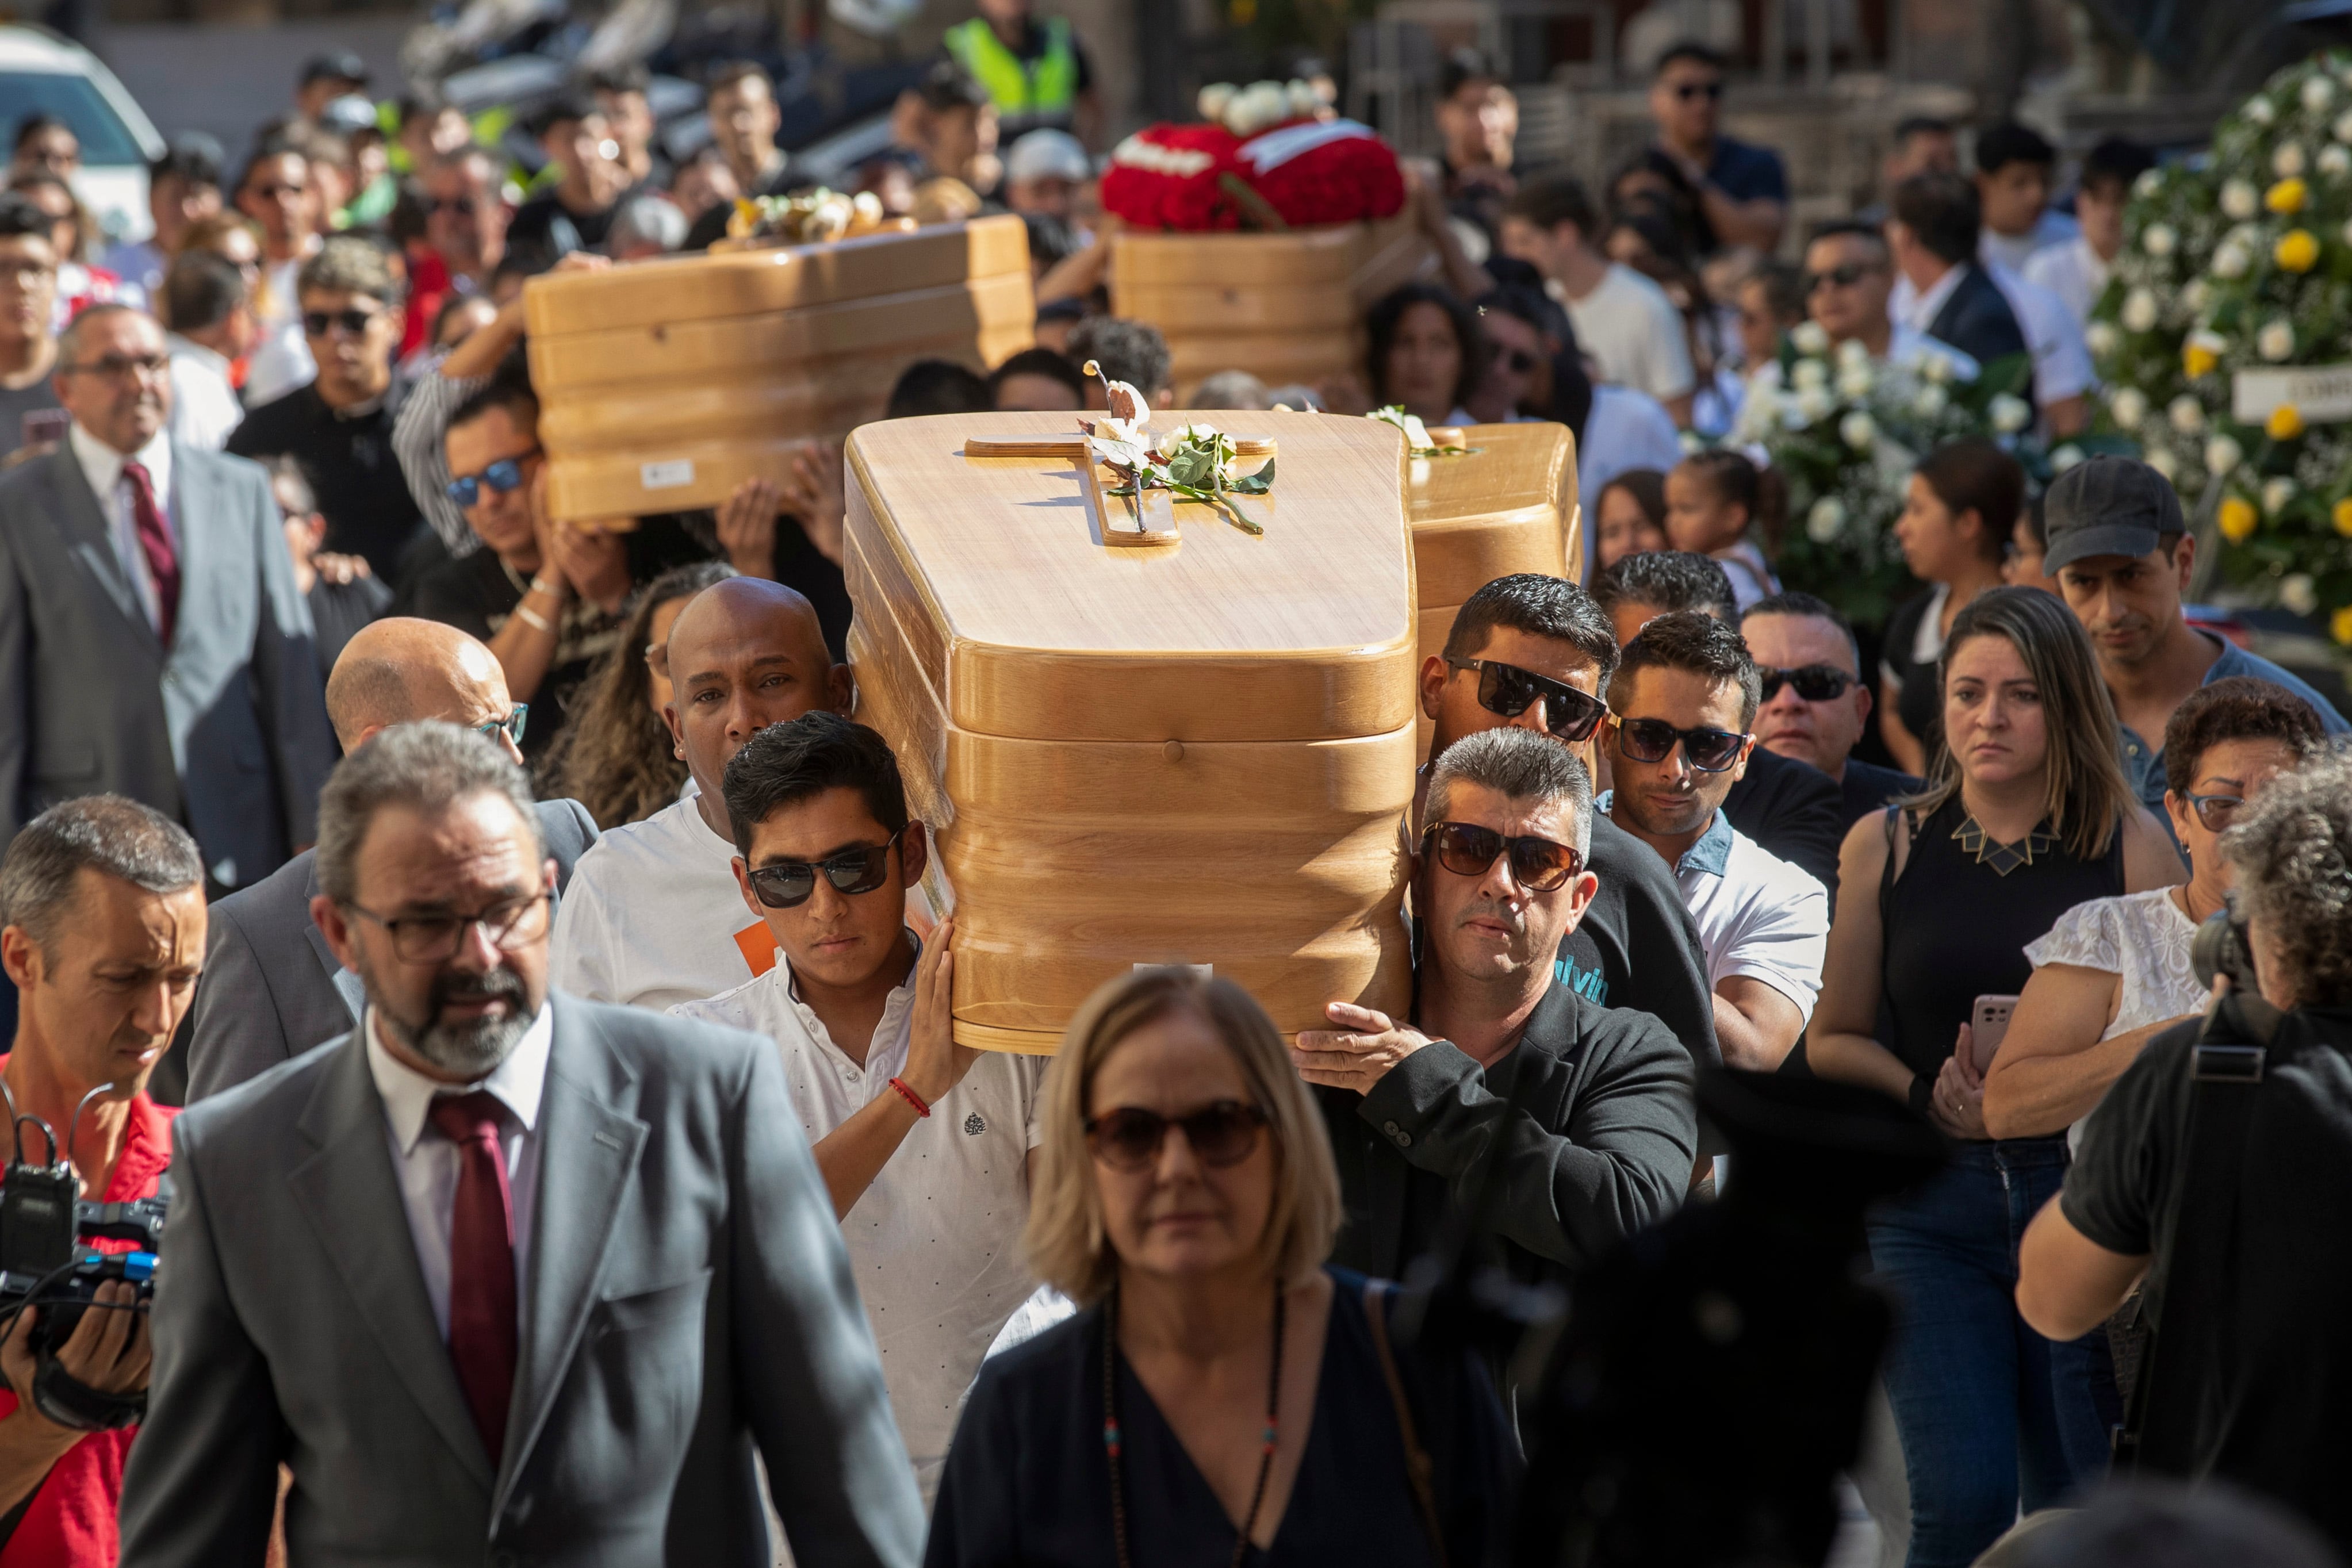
68, 419, 177, 636
1895, 263, 1966, 337
166, 333, 244, 452
365, 1004, 552, 1339
2022, 235, 2110, 332
1892, 263, 2093, 408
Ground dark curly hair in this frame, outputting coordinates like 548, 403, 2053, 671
2161, 676, 2326, 801
1365, 282, 1487, 419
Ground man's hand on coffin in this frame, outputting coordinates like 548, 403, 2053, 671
900, 917, 979, 1107
778, 442, 846, 567
715, 477, 781, 578
545, 517, 632, 615
1290, 1002, 1434, 1095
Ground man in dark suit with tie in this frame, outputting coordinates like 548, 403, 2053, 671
0, 302, 334, 891
1886, 171, 2031, 379
179, 616, 599, 1105
120, 723, 924, 1566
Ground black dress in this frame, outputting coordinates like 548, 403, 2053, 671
925, 1268, 1519, 1568
1880, 587, 1946, 761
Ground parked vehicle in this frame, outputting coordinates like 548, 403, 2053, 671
0, 24, 166, 244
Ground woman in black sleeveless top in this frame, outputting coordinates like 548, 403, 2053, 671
1812, 588, 2182, 1568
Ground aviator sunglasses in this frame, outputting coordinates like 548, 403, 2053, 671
745, 828, 905, 909
1757, 664, 1856, 702
1447, 658, 1608, 741
1085, 1101, 1269, 1172
1612, 716, 1749, 772
1422, 821, 1584, 891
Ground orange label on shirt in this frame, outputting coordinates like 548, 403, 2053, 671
734, 923, 779, 977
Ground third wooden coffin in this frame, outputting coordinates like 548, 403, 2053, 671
843, 409, 1418, 1052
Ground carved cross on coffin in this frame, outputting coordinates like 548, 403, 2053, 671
960, 433, 1277, 548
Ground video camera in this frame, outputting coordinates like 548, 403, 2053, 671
0, 1082, 165, 1431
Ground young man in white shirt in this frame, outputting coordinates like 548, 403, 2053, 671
160, 250, 254, 452
1499, 170, 1695, 427
550, 576, 849, 1009
2024, 137, 2154, 331
1972, 121, 2078, 274
674, 711, 1041, 1501
1599, 611, 1828, 1072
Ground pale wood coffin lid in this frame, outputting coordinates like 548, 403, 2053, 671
845, 409, 1419, 743
1405, 422, 1578, 606
520, 212, 1032, 338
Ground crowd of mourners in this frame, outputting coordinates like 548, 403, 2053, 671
2, 13, 2352, 1568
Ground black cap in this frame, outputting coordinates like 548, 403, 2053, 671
300, 50, 370, 88
2042, 454, 2185, 572
151, 131, 224, 187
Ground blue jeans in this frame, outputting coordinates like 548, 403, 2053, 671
1866, 1137, 2119, 1568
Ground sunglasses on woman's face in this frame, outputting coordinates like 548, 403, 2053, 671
1422, 821, 1584, 892
1612, 716, 1749, 772
445, 448, 540, 508
744, 828, 904, 909
1447, 658, 1607, 741
1757, 664, 1855, 702
1084, 1100, 1269, 1172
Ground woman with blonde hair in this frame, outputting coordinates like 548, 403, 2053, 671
1810, 586, 2182, 1567
926, 969, 1515, 1567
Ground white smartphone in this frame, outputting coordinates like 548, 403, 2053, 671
1970, 995, 2019, 1074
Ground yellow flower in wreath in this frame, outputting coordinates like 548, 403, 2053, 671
2184, 337, 2222, 377
2269, 402, 2308, 439
2276, 228, 2321, 272
2336, 497, 2352, 537
2267, 176, 2311, 214
2219, 496, 2261, 542
2335, 604, 2352, 646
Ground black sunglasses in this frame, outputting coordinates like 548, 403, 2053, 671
1447, 658, 1607, 741
1673, 80, 1724, 101
1084, 1101, 1269, 1172
1422, 821, 1584, 892
446, 448, 540, 507
1757, 664, 1855, 702
1613, 716, 1749, 772
304, 306, 381, 337
1804, 262, 1876, 294
745, 829, 904, 910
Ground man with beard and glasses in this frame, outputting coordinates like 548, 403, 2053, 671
0, 796, 202, 1568
180, 618, 599, 1105
119, 723, 924, 1567
1295, 724, 1696, 1317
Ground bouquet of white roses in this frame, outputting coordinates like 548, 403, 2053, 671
2090, 50, 2352, 643
1727, 324, 2043, 626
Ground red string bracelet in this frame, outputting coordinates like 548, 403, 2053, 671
888, 1076, 932, 1117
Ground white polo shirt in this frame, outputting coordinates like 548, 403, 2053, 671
1600, 795, 1829, 1023
549, 792, 778, 1011
673, 949, 1043, 1499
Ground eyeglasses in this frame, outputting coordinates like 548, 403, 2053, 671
744, 829, 904, 909
343, 893, 549, 963
1672, 80, 1725, 101
1447, 658, 1607, 741
1804, 262, 1877, 294
303, 306, 382, 337
249, 182, 308, 200
474, 704, 528, 747
0, 259, 55, 287
2185, 791, 2251, 833
1084, 1101, 1269, 1172
428, 195, 492, 216
1422, 820, 1585, 891
63, 353, 170, 381
1757, 664, 1855, 702
445, 447, 540, 507
1612, 716, 1750, 772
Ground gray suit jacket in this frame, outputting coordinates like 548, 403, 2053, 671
0, 440, 334, 887
118, 993, 926, 1567
179, 797, 602, 1104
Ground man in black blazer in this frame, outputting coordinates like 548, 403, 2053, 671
0, 303, 333, 888
180, 618, 597, 1103
1887, 171, 2031, 379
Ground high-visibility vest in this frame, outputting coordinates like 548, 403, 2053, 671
943, 15, 1079, 121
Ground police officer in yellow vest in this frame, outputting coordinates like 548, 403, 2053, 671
943, 0, 1104, 149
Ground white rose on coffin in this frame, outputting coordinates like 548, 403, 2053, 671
1198, 83, 1238, 122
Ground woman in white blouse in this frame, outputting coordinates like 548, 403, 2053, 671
1982, 677, 2327, 1138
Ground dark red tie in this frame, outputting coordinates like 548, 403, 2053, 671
120, 460, 180, 647
430, 1091, 519, 1463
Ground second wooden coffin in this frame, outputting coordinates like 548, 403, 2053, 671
844, 409, 1418, 1053
523, 214, 1036, 521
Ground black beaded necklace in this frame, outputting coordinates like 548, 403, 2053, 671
1101, 1282, 1286, 1568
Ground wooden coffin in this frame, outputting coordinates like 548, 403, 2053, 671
844, 409, 1418, 1053
1109, 216, 1434, 400
522, 215, 1036, 521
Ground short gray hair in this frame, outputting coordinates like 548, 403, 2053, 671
0, 795, 204, 953
1425, 726, 1594, 858
316, 723, 541, 904
2223, 746, 2352, 1008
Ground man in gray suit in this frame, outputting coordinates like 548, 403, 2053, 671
181, 617, 598, 1104
0, 302, 332, 890
119, 723, 924, 1566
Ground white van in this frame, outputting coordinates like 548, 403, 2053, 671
1, 25, 166, 244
